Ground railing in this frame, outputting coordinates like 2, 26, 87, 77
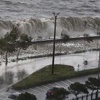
31, 36, 100, 44
69, 91, 100, 100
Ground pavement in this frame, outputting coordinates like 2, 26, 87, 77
10, 74, 98, 100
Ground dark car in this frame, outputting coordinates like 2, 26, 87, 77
8, 92, 20, 99
8, 94, 17, 99
46, 87, 69, 100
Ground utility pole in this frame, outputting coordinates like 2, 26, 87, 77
52, 12, 59, 74
98, 50, 100, 79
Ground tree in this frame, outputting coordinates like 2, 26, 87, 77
83, 33, 89, 37
16, 92, 37, 100
0, 37, 15, 67
85, 77, 100, 99
16, 34, 32, 62
61, 34, 70, 39
54, 87, 69, 99
83, 33, 93, 43
68, 82, 88, 98
85, 77, 100, 91
61, 34, 70, 43
0, 27, 18, 82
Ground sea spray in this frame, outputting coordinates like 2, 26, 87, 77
0, 17, 100, 39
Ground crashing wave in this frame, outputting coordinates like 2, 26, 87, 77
0, 17, 100, 39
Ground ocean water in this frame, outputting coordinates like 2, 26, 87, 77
0, 0, 100, 20
0, 0, 100, 38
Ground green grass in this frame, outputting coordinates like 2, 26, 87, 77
12, 64, 100, 90
12, 64, 74, 90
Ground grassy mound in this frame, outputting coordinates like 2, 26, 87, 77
12, 64, 100, 90
12, 64, 74, 90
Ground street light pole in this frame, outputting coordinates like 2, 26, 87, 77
98, 50, 100, 79
52, 12, 59, 74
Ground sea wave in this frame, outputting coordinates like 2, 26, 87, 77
0, 17, 100, 39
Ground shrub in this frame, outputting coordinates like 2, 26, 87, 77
68, 82, 88, 97
16, 92, 37, 100
54, 87, 69, 99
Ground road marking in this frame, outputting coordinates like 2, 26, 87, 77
67, 80, 74, 84
41, 85, 50, 90
60, 81, 69, 86
46, 84, 54, 87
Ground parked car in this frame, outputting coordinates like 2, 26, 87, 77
46, 87, 69, 100
8, 94, 17, 99
8, 92, 20, 99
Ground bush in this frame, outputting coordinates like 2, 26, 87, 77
68, 82, 88, 97
54, 88, 69, 99
16, 92, 37, 100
